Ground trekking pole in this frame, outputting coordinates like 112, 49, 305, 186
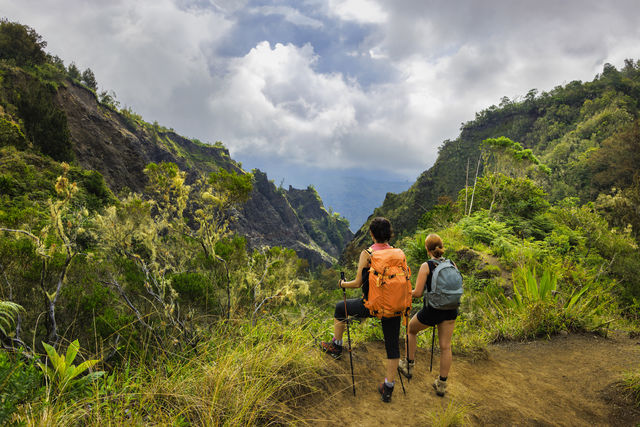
429, 326, 435, 372
341, 272, 356, 396
397, 363, 406, 395
396, 313, 407, 395
405, 313, 410, 382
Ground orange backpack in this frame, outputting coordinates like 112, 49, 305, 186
364, 247, 412, 318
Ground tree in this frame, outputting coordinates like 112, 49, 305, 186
92, 194, 189, 337
186, 167, 253, 319
588, 120, 640, 194
0, 19, 47, 65
98, 90, 120, 109
245, 247, 309, 325
461, 174, 549, 220
0, 164, 88, 345
477, 137, 550, 215
595, 177, 640, 243
93, 162, 254, 333
81, 68, 97, 91
481, 136, 549, 179
67, 62, 81, 80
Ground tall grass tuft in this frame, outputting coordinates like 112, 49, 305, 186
14, 320, 331, 426
424, 398, 472, 427
624, 369, 640, 407
475, 266, 612, 341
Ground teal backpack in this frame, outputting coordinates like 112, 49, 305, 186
423, 258, 463, 310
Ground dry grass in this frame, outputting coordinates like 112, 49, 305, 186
13, 321, 330, 426
424, 398, 473, 427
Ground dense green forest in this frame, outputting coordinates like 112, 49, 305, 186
0, 19, 639, 425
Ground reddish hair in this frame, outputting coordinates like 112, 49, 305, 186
425, 234, 444, 258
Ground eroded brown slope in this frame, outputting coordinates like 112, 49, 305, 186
54, 82, 341, 266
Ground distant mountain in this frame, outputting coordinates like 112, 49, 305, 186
236, 159, 413, 232
307, 175, 412, 232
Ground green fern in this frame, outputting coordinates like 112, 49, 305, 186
0, 300, 23, 336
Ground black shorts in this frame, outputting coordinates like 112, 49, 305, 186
416, 304, 458, 327
334, 298, 401, 359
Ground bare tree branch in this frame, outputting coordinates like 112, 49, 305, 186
103, 276, 154, 332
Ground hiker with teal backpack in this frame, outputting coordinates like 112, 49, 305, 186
398, 233, 462, 397
320, 217, 412, 403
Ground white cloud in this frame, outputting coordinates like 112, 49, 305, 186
3, 0, 640, 182
328, 0, 387, 24
204, 40, 434, 176
0, 0, 231, 128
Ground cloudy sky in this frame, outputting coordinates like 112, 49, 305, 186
3, 0, 640, 186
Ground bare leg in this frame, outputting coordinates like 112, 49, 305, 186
437, 320, 455, 377
386, 358, 399, 382
406, 315, 430, 360
333, 318, 346, 341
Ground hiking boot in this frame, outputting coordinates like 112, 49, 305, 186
398, 358, 415, 379
319, 340, 342, 359
378, 382, 394, 402
432, 377, 447, 397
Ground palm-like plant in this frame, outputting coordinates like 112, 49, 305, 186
38, 340, 104, 397
510, 267, 557, 306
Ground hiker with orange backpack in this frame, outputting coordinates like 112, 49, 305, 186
320, 217, 412, 402
398, 233, 462, 397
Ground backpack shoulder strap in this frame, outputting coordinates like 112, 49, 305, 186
430, 258, 446, 291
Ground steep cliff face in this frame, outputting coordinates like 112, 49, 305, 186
55, 82, 236, 193
54, 82, 345, 266
233, 172, 334, 266
285, 185, 353, 258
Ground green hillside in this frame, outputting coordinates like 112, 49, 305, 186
0, 19, 639, 425
345, 61, 640, 259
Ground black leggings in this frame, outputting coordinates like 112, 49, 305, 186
334, 298, 401, 359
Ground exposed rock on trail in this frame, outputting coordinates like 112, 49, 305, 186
303, 332, 640, 426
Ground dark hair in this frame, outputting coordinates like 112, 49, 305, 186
425, 234, 444, 258
369, 217, 392, 243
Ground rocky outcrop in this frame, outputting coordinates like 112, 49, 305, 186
286, 185, 353, 258
234, 171, 334, 267
54, 82, 347, 266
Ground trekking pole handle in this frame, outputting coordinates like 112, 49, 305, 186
340, 272, 345, 289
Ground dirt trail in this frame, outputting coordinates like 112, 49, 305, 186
302, 332, 640, 426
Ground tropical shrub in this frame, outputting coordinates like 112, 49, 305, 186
0, 351, 42, 424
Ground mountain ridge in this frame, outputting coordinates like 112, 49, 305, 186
1, 61, 350, 266
343, 61, 640, 262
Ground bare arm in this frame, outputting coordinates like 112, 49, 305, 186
339, 250, 370, 288
412, 262, 430, 297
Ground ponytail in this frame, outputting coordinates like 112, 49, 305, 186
425, 234, 444, 258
